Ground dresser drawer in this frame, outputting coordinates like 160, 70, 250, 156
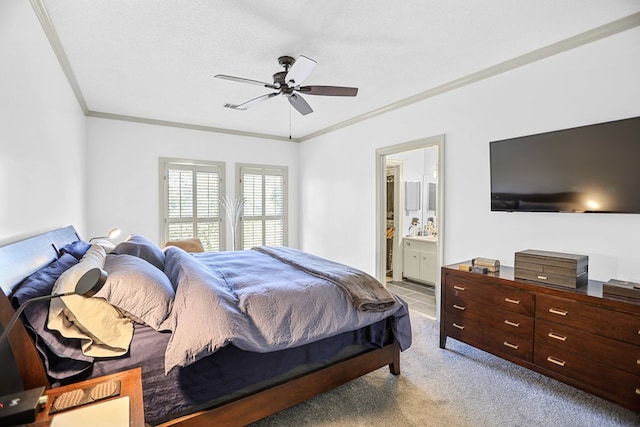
516, 269, 579, 289
446, 292, 533, 337
536, 295, 640, 345
535, 319, 640, 376
535, 343, 640, 412
445, 312, 532, 362
446, 275, 534, 316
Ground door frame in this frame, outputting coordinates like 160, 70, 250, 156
385, 159, 403, 282
375, 134, 445, 318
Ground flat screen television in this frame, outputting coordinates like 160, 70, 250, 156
490, 116, 640, 213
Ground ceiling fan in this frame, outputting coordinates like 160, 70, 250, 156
215, 55, 358, 116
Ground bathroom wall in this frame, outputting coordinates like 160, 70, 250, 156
388, 146, 437, 237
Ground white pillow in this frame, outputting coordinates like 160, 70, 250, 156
48, 245, 133, 357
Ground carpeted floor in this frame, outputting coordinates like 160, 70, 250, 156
251, 311, 640, 426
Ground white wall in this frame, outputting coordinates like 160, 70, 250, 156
86, 118, 299, 248
299, 27, 640, 282
0, 0, 86, 244
3, 1, 639, 285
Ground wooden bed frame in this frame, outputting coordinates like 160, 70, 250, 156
0, 226, 401, 426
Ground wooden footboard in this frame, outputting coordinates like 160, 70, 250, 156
161, 340, 401, 427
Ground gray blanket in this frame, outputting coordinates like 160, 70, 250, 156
162, 247, 411, 373
252, 246, 396, 312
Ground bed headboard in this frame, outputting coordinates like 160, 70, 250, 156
0, 225, 79, 296
0, 225, 81, 391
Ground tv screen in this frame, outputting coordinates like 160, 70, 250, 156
490, 116, 640, 213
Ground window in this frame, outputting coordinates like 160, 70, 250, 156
238, 164, 287, 250
160, 158, 225, 251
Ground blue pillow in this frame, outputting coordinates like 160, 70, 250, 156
58, 240, 91, 260
12, 253, 93, 379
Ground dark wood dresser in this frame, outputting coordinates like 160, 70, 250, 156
440, 263, 640, 412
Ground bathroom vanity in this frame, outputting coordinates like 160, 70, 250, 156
402, 236, 437, 284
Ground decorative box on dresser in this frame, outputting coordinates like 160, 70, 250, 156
440, 263, 640, 412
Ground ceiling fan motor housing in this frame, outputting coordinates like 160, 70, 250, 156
278, 56, 296, 70
273, 71, 287, 87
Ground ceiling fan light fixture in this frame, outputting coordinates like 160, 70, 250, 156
216, 55, 358, 116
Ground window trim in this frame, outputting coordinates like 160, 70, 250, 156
236, 163, 288, 249
159, 157, 226, 251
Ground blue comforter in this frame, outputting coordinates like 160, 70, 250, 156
162, 247, 411, 373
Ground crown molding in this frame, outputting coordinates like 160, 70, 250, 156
30, 0, 89, 114
86, 111, 300, 143
31, 1, 640, 144
299, 12, 640, 142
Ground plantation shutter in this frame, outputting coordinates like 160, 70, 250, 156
162, 160, 225, 251
239, 164, 287, 250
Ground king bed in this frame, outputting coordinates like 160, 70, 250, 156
0, 226, 411, 426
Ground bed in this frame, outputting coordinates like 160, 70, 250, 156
0, 226, 411, 426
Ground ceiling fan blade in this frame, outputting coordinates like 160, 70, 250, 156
288, 93, 313, 116
224, 92, 279, 110
298, 85, 358, 96
215, 74, 279, 89
285, 55, 317, 87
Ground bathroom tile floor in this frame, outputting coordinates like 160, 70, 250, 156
386, 279, 437, 319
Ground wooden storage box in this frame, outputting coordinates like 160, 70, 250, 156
514, 249, 588, 288
603, 279, 640, 301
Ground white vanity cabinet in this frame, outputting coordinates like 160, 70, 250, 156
403, 237, 437, 284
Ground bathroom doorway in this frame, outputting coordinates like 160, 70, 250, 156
375, 135, 445, 319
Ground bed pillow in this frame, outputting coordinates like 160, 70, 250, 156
112, 234, 165, 270
58, 240, 91, 260
12, 253, 94, 379
96, 254, 175, 331
48, 245, 134, 357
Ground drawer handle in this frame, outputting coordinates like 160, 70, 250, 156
504, 320, 520, 328
548, 308, 568, 316
547, 356, 566, 367
453, 304, 466, 311
537, 275, 548, 280
452, 323, 465, 330
637, 359, 640, 366
636, 388, 640, 396
548, 332, 567, 342
504, 298, 520, 305
453, 285, 466, 291
503, 341, 519, 350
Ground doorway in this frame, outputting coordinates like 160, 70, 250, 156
375, 135, 445, 319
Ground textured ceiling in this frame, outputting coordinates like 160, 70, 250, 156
40, 0, 640, 141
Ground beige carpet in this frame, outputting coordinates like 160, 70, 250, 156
251, 311, 639, 426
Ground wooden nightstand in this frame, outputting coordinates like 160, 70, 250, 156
28, 368, 144, 427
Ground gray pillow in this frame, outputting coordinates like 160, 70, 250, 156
112, 234, 165, 270
97, 254, 175, 331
